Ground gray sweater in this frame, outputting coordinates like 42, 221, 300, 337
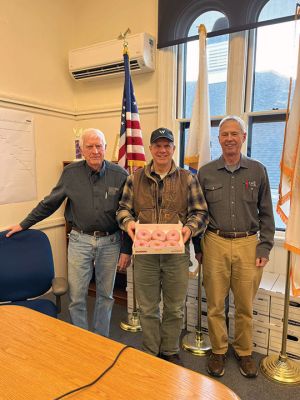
198, 155, 275, 259
20, 160, 131, 253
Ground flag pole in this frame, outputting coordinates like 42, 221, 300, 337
260, 251, 300, 383
118, 28, 142, 332
182, 24, 211, 355
260, 3, 300, 384
120, 171, 142, 333
182, 260, 211, 355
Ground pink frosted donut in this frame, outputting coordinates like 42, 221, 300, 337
151, 229, 166, 241
149, 240, 165, 249
165, 240, 180, 247
136, 229, 151, 242
166, 229, 180, 242
134, 240, 150, 247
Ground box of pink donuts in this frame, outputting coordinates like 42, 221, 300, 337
133, 222, 184, 254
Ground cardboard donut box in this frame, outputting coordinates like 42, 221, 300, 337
133, 223, 184, 255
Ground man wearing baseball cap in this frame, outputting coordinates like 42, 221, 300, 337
117, 127, 208, 365
150, 127, 174, 143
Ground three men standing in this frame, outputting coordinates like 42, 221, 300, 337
6, 117, 275, 379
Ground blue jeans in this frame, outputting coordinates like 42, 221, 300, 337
67, 229, 120, 337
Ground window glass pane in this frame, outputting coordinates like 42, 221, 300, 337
249, 121, 285, 229
211, 126, 221, 160
258, 0, 296, 21
185, 12, 229, 118
188, 11, 229, 37
252, 20, 299, 112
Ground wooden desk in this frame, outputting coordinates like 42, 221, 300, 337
0, 306, 240, 400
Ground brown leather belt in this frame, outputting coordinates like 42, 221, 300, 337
72, 227, 110, 237
207, 227, 257, 239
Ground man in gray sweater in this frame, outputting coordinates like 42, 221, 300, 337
6, 128, 131, 337
196, 116, 275, 378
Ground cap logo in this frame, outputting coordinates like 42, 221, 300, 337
159, 129, 165, 134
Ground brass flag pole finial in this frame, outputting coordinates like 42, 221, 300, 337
118, 28, 131, 54
198, 24, 207, 36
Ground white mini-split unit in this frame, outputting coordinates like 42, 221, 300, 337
69, 32, 155, 81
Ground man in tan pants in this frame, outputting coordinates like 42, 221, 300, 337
197, 115, 275, 378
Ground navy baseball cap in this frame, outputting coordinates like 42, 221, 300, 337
150, 127, 174, 143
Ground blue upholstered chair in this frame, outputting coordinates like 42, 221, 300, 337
0, 229, 68, 317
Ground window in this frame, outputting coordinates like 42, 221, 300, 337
183, 11, 229, 118
252, 21, 298, 112
178, 1, 299, 230
246, 0, 299, 230
247, 117, 286, 229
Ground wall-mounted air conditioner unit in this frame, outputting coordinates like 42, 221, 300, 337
69, 32, 155, 81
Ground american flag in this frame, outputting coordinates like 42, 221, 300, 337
118, 52, 146, 172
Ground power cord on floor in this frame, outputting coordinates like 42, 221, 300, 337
53, 345, 132, 399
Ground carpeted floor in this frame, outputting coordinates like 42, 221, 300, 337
57, 294, 300, 400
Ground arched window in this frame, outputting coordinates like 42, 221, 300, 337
182, 11, 229, 161
252, 0, 299, 111
259, 0, 297, 21
185, 11, 229, 119
158, 0, 297, 48
246, 0, 299, 230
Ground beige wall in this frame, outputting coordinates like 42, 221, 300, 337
0, 0, 76, 111
71, 0, 158, 154
71, 0, 157, 115
0, 0, 159, 276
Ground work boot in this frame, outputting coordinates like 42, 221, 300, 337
234, 352, 258, 378
207, 352, 226, 377
160, 353, 184, 366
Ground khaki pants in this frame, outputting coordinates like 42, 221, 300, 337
202, 231, 263, 356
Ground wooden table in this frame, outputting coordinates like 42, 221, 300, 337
0, 306, 240, 400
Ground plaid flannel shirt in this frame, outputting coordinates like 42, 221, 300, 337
116, 161, 208, 237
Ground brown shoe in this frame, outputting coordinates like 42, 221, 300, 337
234, 352, 258, 378
160, 353, 184, 366
207, 353, 226, 377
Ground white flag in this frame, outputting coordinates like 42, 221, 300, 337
277, 36, 300, 296
184, 24, 211, 171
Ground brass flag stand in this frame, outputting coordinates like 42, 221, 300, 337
182, 263, 211, 355
120, 257, 142, 332
260, 251, 300, 384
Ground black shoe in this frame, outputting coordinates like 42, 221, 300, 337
234, 351, 258, 378
160, 353, 184, 366
207, 352, 226, 377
